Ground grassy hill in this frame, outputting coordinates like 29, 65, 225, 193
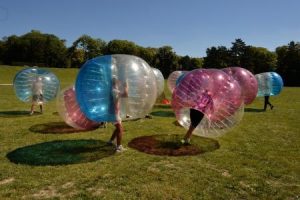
0, 66, 299, 199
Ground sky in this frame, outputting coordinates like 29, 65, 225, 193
0, 0, 299, 57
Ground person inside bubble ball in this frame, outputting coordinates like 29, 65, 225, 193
30, 76, 44, 115
107, 77, 129, 152
181, 90, 213, 145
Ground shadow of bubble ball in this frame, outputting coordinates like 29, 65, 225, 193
0, 110, 33, 118
128, 134, 220, 156
29, 122, 94, 134
7, 140, 115, 166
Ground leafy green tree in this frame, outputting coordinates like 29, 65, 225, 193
43, 34, 68, 68
179, 56, 203, 70
22, 30, 46, 64
203, 46, 231, 68
104, 40, 138, 55
2, 30, 67, 67
203, 39, 277, 74
0, 39, 5, 63
2, 35, 22, 65
190, 57, 203, 69
230, 38, 250, 66
246, 46, 277, 73
157, 46, 179, 77
68, 48, 85, 68
69, 35, 106, 66
276, 41, 300, 86
179, 55, 191, 70
138, 47, 158, 67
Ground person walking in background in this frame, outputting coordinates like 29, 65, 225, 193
264, 96, 274, 111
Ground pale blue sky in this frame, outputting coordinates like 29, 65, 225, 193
0, 0, 299, 57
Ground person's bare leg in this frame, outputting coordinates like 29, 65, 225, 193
110, 127, 118, 142
184, 125, 195, 140
30, 104, 34, 115
116, 123, 123, 146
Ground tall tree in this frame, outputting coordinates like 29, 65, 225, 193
43, 34, 68, 68
2, 35, 22, 65
2, 30, 67, 67
276, 41, 300, 86
157, 46, 179, 77
179, 56, 203, 70
230, 38, 250, 66
247, 46, 277, 73
69, 48, 85, 68
104, 40, 138, 55
179, 55, 192, 70
69, 35, 106, 67
190, 57, 203, 69
203, 39, 277, 74
138, 47, 158, 67
203, 46, 231, 68
22, 30, 46, 64
0, 39, 5, 63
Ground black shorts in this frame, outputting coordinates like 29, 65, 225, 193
190, 109, 204, 128
32, 94, 44, 104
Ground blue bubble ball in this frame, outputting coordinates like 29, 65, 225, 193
75, 54, 157, 122
13, 67, 60, 103
255, 72, 283, 97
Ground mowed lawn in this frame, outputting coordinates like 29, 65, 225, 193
0, 66, 299, 199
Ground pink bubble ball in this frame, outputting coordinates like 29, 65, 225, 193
171, 69, 244, 137
57, 86, 100, 130
222, 67, 258, 105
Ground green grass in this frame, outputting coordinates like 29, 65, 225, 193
0, 65, 299, 199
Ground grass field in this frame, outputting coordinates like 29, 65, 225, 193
0, 66, 299, 199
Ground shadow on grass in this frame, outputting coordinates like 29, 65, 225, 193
173, 121, 183, 126
245, 108, 265, 112
0, 110, 41, 118
153, 104, 171, 109
29, 122, 98, 134
52, 112, 59, 116
150, 111, 175, 117
128, 134, 219, 156
7, 139, 115, 166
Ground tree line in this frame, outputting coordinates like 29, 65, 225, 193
0, 30, 299, 86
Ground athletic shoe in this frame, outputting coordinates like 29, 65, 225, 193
116, 145, 127, 152
180, 139, 191, 145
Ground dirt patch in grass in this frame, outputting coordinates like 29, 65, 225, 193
0, 177, 15, 185
128, 134, 220, 156
32, 186, 60, 199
